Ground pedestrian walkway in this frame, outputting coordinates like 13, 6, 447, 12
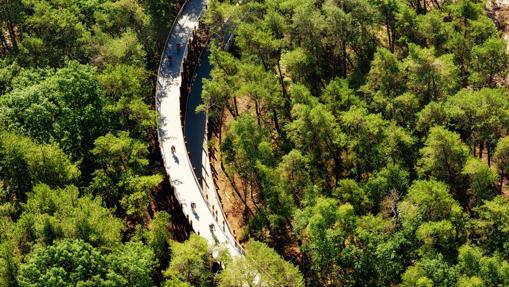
155, 0, 242, 257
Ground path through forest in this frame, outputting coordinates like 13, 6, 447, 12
155, 0, 242, 257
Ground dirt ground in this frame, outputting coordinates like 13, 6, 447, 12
208, 96, 256, 243
490, 0, 509, 52
487, 0, 509, 196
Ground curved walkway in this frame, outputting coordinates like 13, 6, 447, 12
155, 0, 242, 257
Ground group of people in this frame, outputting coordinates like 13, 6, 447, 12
168, 38, 218, 239
190, 201, 216, 233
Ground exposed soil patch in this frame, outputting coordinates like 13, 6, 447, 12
208, 96, 255, 242
486, 0, 509, 197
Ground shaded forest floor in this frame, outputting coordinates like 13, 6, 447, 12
209, 97, 253, 241
492, 0, 509, 51
209, 96, 303, 263
488, 0, 509, 196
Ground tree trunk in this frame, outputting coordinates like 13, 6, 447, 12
333, 149, 342, 184
276, 57, 291, 120
222, 163, 255, 217
255, 99, 261, 127
7, 22, 17, 50
259, 52, 269, 72
487, 145, 492, 166
386, 22, 394, 53
233, 96, 239, 117
218, 111, 224, 144
250, 184, 261, 212
341, 41, 347, 78
276, 57, 288, 100
272, 109, 283, 138
0, 31, 7, 55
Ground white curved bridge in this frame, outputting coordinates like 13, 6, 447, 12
155, 0, 242, 256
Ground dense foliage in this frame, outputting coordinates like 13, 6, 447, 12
3, 0, 509, 285
201, 0, 509, 285
0, 0, 178, 285
0, 0, 302, 286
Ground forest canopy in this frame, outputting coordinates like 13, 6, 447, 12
201, 0, 509, 285
2, 0, 509, 286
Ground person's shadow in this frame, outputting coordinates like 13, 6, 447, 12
172, 179, 183, 186
192, 209, 200, 220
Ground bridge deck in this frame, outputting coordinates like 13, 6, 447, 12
155, 0, 241, 257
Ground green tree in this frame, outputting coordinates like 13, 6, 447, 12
144, 211, 172, 267
17, 239, 118, 287
14, 184, 123, 252
0, 61, 108, 162
287, 104, 345, 185
418, 11, 452, 55
362, 47, 405, 106
365, 164, 410, 213
417, 126, 469, 191
0, 0, 25, 53
96, 30, 146, 68
462, 158, 498, 208
294, 198, 355, 286
401, 255, 458, 287
18, 0, 92, 67
416, 101, 448, 133
494, 136, 509, 192
381, 123, 416, 169
469, 37, 508, 88
99, 64, 155, 138
275, 149, 314, 205
164, 234, 212, 287
372, 0, 399, 52
0, 130, 79, 204
472, 196, 509, 257
322, 78, 363, 117
340, 107, 388, 178
333, 179, 371, 213
444, 88, 509, 162
163, 279, 192, 287
108, 242, 158, 287
222, 113, 272, 210
0, 240, 18, 287
456, 244, 509, 286
386, 92, 420, 129
17, 239, 156, 287
89, 131, 161, 216
218, 240, 304, 287
201, 44, 241, 141
236, 62, 286, 135
395, 4, 421, 49
404, 45, 459, 104
398, 180, 466, 259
